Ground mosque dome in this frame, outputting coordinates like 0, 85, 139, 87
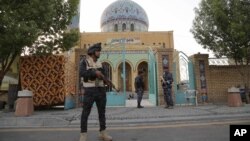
100, 0, 149, 32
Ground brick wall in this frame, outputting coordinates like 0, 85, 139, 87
192, 54, 250, 104
208, 65, 250, 103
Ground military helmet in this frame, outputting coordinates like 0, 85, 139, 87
87, 43, 102, 55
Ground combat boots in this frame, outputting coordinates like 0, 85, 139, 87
137, 105, 144, 108
79, 133, 87, 141
137, 102, 144, 108
99, 130, 112, 141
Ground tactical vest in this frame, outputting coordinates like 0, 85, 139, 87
83, 57, 104, 87
162, 72, 173, 88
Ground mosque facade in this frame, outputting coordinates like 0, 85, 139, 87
72, 0, 175, 106
72, 0, 249, 107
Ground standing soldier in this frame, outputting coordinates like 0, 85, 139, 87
134, 70, 145, 108
79, 43, 112, 141
161, 67, 174, 109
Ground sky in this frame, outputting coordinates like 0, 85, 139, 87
80, 0, 214, 57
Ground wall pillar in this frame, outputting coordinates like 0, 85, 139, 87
155, 48, 174, 105
190, 54, 210, 103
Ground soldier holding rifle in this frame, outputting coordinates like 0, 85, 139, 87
161, 66, 174, 109
79, 43, 113, 141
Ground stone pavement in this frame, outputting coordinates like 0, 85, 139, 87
0, 103, 250, 128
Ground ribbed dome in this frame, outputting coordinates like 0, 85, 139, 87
100, 0, 149, 32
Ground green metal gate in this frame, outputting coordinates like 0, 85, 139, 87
173, 51, 196, 105
148, 49, 158, 105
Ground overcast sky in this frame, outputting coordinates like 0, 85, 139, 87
80, 0, 214, 56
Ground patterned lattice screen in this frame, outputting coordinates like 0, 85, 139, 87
20, 55, 66, 107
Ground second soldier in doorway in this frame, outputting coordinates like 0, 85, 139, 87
134, 70, 145, 108
79, 43, 112, 141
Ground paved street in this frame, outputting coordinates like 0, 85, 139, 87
1, 103, 250, 141
1, 120, 249, 141
1, 104, 250, 128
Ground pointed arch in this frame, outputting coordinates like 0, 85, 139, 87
135, 59, 148, 71
117, 61, 132, 91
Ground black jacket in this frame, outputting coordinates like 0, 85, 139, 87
134, 75, 144, 90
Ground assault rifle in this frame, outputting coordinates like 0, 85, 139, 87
102, 77, 120, 92
160, 76, 172, 85
95, 68, 120, 92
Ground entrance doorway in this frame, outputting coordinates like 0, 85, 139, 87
118, 62, 132, 91
137, 61, 148, 91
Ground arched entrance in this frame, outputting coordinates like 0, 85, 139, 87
118, 62, 132, 91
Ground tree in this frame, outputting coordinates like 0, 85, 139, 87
191, 0, 250, 103
0, 0, 80, 87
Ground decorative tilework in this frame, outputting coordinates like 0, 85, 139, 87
100, 0, 149, 32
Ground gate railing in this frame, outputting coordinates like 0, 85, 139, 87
173, 51, 196, 106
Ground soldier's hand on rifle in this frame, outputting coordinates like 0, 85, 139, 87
95, 70, 120, 92
95, 70, 111, 85
95, 70, 104, 79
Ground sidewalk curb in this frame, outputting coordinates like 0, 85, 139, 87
1, 113, 249, 129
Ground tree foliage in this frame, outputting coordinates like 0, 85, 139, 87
26, 0, 80, 55
191, 0, 250, 102
0, 0, 80, 86
191, 0, 250, 64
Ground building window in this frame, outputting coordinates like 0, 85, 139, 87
136, 9, 139, 15
163, 43, 165, 48
130, 24, 134, 31
114, 24, 118, 32
122, 23, 126, 31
